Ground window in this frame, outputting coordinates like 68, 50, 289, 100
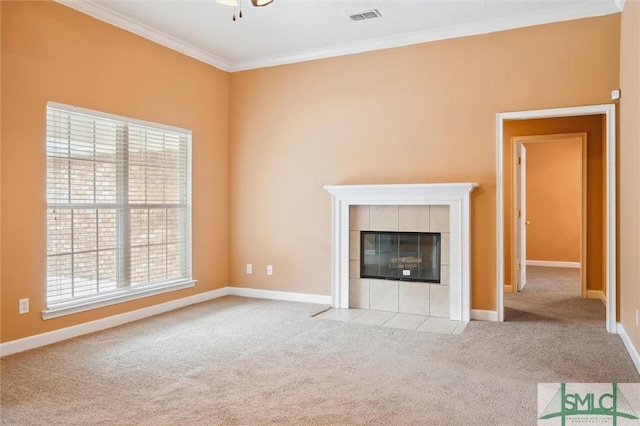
45, 102, 193, 317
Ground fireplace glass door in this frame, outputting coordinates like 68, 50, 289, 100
360, 231, 441, 283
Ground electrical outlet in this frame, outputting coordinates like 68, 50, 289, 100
267, 265, 273, 276
19, 298, 29, 315
246, 264, 253, 274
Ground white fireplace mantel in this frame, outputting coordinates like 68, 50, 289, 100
324, 183, 478, 322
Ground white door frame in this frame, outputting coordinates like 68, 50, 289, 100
496, 104, 616, 333
515, 142, 527, 291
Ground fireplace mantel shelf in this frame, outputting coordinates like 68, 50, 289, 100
324, 183, 478, 201
324, 182, 478, 322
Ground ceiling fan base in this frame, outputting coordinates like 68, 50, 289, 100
251, 0, 274, 7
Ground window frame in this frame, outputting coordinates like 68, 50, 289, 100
43, 102, 195, 320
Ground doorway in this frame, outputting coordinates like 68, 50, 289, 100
496, 104, 616, 333
512, 133, 587, 297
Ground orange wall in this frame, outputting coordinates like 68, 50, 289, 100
0, 2, 626, 344
229, 14, 621, 311
525, 140, 582, 262
619, 1, 640, 351
504, 117, 605, 292
1, 1, 230, 343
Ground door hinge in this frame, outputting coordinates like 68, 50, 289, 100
518, 157, 522, 165
518, 210, 521, 218
517, 262, 521, 271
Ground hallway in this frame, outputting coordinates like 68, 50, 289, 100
504, 266, 604, 325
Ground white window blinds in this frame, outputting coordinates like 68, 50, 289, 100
46, 103, 193, 312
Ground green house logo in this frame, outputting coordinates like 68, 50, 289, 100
539, 383, 639, 425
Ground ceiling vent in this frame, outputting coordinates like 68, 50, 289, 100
349, 9, 381, 22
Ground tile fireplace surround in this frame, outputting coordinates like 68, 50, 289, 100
324, 183, 478, 322
349, 205, 450, 317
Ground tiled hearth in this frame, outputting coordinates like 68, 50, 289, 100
349, 205, 450, 317
316, 308, 467, 335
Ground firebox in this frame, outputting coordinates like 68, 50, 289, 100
360, 231, 441, 283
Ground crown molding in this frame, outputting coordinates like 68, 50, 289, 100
56, 0, 622, 73
54, 0, 232, 71
231, 0, 623, 71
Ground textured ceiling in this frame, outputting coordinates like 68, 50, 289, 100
56, 0, 624, 71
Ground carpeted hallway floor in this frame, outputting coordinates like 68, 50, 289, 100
505, 265, 598, 323
2, 267, 638, 425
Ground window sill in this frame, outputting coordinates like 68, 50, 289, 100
42, 280, 197, 320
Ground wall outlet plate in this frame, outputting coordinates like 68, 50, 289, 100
246, 264, 253, 274
267, 265, 273, 276
19, 298, 29, 315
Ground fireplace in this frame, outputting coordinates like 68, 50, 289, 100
324, 183, 478, 322
361, 231, 441, 283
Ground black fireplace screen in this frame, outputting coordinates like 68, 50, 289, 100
360, 231, 441, 283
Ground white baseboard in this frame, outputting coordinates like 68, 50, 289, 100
228, 287, 332, 305
526, 260, 580, 268
471, 309, 498, 321
586, 290, 606, 306
617, 322, 640, 374
0, 286, 332, 357
0, 288, 229, 357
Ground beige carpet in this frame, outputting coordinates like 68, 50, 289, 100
2, 267, 638, 425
